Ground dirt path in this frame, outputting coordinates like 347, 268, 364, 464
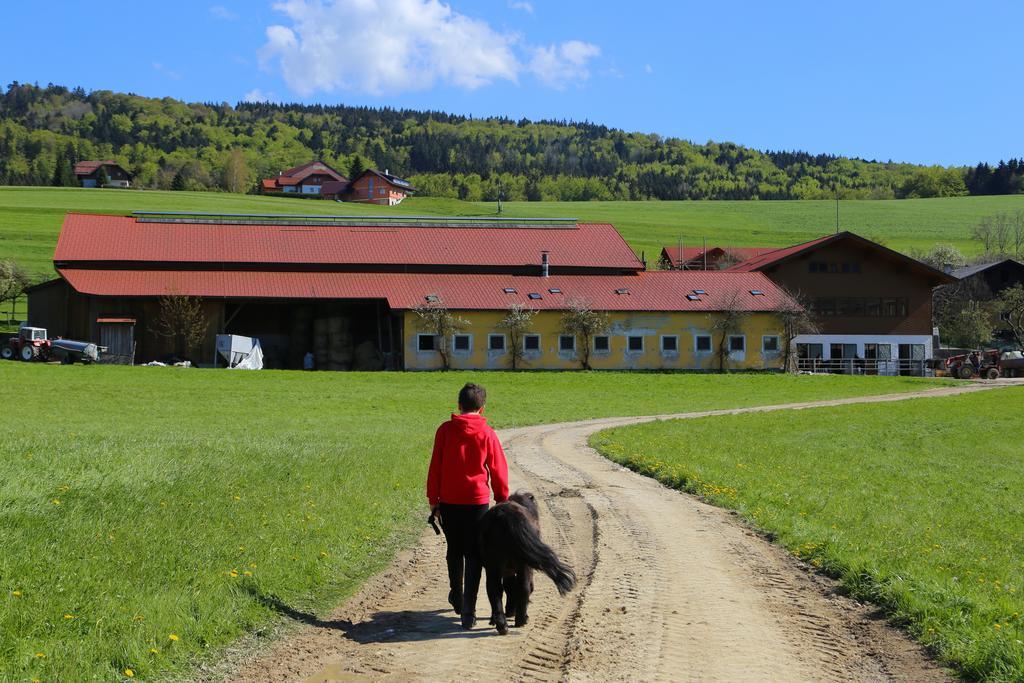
228, 382, 1010, 682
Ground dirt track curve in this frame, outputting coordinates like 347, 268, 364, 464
228, 382, 1013, 682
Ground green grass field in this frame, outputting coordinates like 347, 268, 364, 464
591, 388, 1024, 681
3, 187, 1024, 278
0, 365, 946, 681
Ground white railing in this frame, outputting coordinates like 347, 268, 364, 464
796, 358, 929, 377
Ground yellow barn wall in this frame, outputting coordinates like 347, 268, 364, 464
402, 311, 785, 371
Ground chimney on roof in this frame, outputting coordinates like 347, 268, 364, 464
385, 168, 389, 176
541, 251, 550, 278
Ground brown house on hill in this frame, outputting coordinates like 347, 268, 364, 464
346, 169, 416, 205
261, 161, 347, 196
74, 160, 132, 188
726, 231, 956, 373
659, 245, 777, 270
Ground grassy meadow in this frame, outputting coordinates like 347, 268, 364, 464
0, 364, 946, 681
3, 187, 1024, 278
591, 387, 1024, 681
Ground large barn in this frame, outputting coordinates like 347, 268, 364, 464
28, 212, 793, 370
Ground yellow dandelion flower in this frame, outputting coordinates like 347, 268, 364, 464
63, 613, 76, 620
168, 633, 179, 641
11, 591, 22, 598
51, 499, 61, 505
249, 563, 257, 569
232, 495, 241, 501
133, 614, 145, 622
125, 668, 135, 678
35, 652, 45, 658
229, 570, 239, 578
319, 551, 328, 557
243, 571, 253, 577
150, 648, 159, 655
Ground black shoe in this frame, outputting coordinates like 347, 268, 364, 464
448, 589, 462, 615
461, 611, 477, 630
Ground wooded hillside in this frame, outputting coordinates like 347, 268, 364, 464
1, 82, 1020, 201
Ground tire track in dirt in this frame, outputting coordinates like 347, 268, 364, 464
225, 382, 1012, 682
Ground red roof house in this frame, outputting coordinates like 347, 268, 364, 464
260, 161, 347, 196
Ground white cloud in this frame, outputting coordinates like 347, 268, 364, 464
261, 0, 599, 96
243, 88, 277, 102
209, 5, 237, 20
528, 40, 600, 89
152, 62, 181, 80
508, 0, 533, 12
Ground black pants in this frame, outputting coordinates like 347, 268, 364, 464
439, 502, 489, 615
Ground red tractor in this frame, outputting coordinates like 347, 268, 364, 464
945, 349, 1003, 380
1, 326, 53, 361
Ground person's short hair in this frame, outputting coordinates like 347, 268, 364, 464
458, 383, 487, 411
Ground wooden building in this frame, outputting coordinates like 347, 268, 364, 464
28, 213, 792, 370
73, 160, 132, 188
725, 232, 956, 374
346, 169, 415, 205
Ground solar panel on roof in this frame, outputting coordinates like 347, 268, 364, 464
615, 288, 629, 295
686, 294, 701, 301
503, 287, 517, 294
750, 289, 765, 296
528, 293, 542, 300
548, 288, 561, 294
693, 289, 707, 295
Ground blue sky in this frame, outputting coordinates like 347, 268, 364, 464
4, 1, 1019, 166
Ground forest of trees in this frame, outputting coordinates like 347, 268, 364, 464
0, 82, 1019, 201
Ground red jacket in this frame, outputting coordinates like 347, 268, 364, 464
427, 413, 509, 506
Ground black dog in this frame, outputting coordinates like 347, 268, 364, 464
478, 490, 576, 634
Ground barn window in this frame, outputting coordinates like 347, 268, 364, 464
627, 335, 644, 352
693, 289, 707, 295
503, 287, 517, 294
523, 334, 541, 352
528, 292, 542, 300
695, 335, 712, 352
728, 335, 746, 352
686, 294, 701, 301
661, 335, 678, 353
488, 334, 506, 352
762, 336, 780, 352
417, 334, 437, 352
593, 335, 610, 352
559, 335, 576, 352
452, 334, 472, 352
548, 288, 561, 294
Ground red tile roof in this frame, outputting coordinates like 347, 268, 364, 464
661, 246, 778, 265
54, 213, 644, 271
723, 235, 836, 272
58, 269, 790, 312
73, 160, 123, 176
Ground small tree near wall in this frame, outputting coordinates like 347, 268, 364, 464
560, 298, 610, 370
712, 290, 750, 373
498, 303, 537, 370
777, 288, 819, 373
997, 284, 1024, 351
153, 294, 208, 360
413, 298, 470, 370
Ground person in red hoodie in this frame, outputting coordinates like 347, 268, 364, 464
427, 382, 509, 629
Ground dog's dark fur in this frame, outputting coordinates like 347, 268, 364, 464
478, 490, 576, 634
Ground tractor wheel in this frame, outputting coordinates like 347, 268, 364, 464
957, 365, 975, 380
0, 346, 13, 360
984, 367, 1000, 380
20, 345, 36, 362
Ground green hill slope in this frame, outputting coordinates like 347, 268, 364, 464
2, 188, 1023, 279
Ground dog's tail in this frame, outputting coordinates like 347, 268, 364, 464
506, 513, 576, 595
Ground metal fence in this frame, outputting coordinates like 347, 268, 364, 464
796, 357, 929, 377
